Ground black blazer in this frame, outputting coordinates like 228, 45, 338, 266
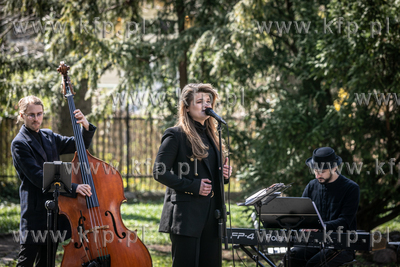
153, 126, 228, 238
11, 124, 96, 244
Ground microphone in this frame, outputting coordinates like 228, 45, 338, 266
205, 108, 227, 125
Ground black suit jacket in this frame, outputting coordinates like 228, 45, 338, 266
11, 124, 96, 244
153, 127, 228, 238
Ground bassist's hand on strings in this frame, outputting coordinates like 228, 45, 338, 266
76, 184, 92, 197
74, 109, 89, 131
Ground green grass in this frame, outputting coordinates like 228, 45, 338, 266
118, 201, 263, 266
123, 178, 244, 195
120, 200, 253, 245
0, 202, 20, 234
0, 199, 256, 267
2, 199, 400, 267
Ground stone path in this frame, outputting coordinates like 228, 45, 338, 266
0, 234, 19, 266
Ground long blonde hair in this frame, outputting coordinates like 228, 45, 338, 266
176, 83, 225, 160
17, 96, 44, 123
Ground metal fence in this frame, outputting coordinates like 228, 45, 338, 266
0, 115, 242, 192
0, 116, 55, 182
90, 115, 165, 192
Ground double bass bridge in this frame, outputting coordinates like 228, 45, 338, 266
82, 255, 111, 267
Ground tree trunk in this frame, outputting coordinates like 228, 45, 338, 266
179, 54, 188, 89
176, 0, 188, 89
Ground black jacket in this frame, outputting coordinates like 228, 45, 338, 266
302, 174, 360, 231
11, 124, 96, 244
153, 126, 228, 238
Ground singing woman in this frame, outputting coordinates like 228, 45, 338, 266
153, 83, 232, 267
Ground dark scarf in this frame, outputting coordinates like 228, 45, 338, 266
190, 117, 218, 183
26, 126, 43, 147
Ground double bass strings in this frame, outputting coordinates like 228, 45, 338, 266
67, 94, 108, 259
66, 94, 109, 260
66, 95, 100, 257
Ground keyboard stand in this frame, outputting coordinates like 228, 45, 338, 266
233, 244, 277, 267
258, 197, 326, 267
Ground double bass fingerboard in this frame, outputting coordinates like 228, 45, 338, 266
64, 87, 99, 209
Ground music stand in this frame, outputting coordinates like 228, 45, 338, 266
258, 197, 325, 267
234, 184, 291, 267
42, 161, 72, 267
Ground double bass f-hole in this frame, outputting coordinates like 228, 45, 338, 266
105, 211, 126, 239
75, 211, 86, 249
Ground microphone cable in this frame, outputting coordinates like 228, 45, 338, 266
226, 123, 236, 267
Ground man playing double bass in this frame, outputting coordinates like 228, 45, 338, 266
11, 95, 95, 267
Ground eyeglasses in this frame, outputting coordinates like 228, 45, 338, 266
24, 112, 45, 120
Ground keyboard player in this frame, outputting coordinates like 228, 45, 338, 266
290, 147, 360, 267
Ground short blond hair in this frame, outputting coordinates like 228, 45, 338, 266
17, 96, 44, 123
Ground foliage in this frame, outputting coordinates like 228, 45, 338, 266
0, 0, 142, 116
0, 0, 240, 120
0, 202, 20, 234
0, 181, 20, 203
2, 0, 400, 231
193, 0, 400, 231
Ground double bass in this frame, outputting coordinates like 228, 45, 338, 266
57, 62, 152, 266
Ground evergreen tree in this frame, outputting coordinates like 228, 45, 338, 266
198, 0, 400, 230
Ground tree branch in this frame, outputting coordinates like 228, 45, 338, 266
101, 4, 123, 14
0, 24, 12, 40
371, 204, 400, 229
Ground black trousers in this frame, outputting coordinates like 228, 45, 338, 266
290, 246, 354, 267
16, 242, 58, 267
170, 197, 222, 267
